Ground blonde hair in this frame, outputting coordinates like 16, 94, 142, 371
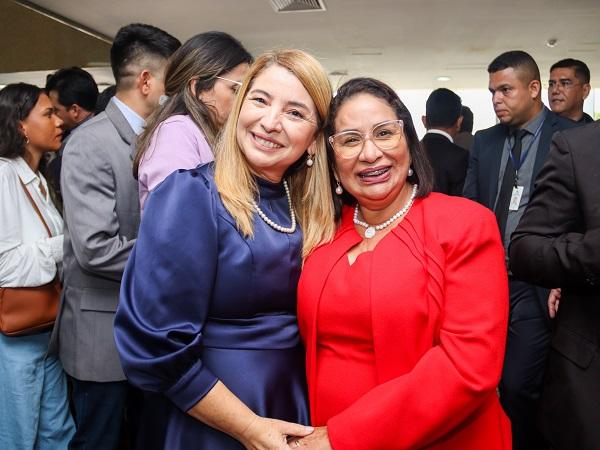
214, 49, 335, 258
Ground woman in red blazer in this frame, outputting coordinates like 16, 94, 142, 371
292, 78, 511, 449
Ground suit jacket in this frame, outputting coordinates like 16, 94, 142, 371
509, 122, 600, 449
53, 100, 140, 382
454, 131, 474, 151
298, 194, 511, 449
421, 132, 469, 196
463, 109, 575, 209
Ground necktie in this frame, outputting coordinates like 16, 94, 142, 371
495, 129, 527, 240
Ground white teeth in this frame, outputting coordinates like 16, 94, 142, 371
254, 135, 282, 149
361, 168, 388, 177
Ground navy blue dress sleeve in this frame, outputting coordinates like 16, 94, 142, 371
115, 167, 219, 412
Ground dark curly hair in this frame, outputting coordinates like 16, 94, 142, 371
0, 83, 43, 159
325, 77, 434, 218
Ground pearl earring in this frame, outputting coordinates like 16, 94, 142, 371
335, 182, 343, 195
408, 167, 414, 177
306, 154, 314, 167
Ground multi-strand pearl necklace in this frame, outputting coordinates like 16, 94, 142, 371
251, 180, 297, 234
353, 184, 418, 239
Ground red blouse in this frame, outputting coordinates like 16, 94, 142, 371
298, 193, 512, 449
314, 252, 378, 425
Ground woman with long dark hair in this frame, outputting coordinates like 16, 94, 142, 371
293, 78, 511, 449
0, 83, 75, 449
134, 31, 252, 212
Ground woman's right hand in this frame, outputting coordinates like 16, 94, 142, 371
239, 416, 314, 450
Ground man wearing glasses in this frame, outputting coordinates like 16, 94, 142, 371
463, 50, 576, 450
548, 59, 594, 124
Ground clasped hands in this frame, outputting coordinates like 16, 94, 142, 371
239, 416, 332, 450
287, 426, 332, 449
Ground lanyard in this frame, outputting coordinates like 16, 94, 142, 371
509, 119, 544, 185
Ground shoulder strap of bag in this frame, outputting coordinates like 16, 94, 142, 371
19, 179, 53, 238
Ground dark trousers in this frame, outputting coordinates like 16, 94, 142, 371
499, 278, 552, 450
68, 378, 129, 450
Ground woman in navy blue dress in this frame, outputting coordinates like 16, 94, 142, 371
114, 49, 336, 449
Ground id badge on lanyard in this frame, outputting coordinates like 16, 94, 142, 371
509, 186, 523, 210
508, 120, 544, 211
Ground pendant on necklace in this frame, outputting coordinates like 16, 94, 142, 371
364, 226, 376, 239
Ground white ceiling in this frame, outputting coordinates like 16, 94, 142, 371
23, 0, 600, 90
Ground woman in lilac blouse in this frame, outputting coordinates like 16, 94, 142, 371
134, 31, 252, 212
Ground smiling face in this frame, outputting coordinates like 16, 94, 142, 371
236, 64, 318, 182
548, 67, 590, 121
20, 93, 63, 156
489, 67, 541, 128
332, 93, 412, 212
201, 62, 249, 127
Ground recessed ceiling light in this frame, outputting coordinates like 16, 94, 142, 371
436, 76, 451, 82
546, 38, 558, 48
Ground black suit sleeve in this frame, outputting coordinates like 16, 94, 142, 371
449, 149, 469, 196
510, 131, 600, 288
462, 132, 481, 201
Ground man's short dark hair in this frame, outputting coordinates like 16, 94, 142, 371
110, 23, 181, 89
488, 50, 540, 84
460, 106, 473, 133
45, 67, 99, 111
550, 58, 590, 84
425, 88, 462, 128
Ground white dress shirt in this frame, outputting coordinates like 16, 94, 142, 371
0, 157, 63, 287
111, 96, 145, 136
425, 129, 454, 143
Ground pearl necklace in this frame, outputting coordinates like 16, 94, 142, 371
251, 180, 297, 234
354, 184, 418, 239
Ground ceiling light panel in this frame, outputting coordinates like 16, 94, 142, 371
270, 0, 326, 13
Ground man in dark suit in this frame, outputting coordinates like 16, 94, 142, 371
463, 50, 575, 450
548, 58, 594, 124
57, 24, 180, 450
420, 88, 468, 196
510, 121, 600, 450
44, 67, 99, 204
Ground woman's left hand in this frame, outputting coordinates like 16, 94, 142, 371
288, 427, 332, 449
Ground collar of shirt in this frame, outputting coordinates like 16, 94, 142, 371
425, 129, 454, 143
517, 106, 548, 136
12, 156, 38, 185
10, 156, 50, 202
111, 96, 145, 136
